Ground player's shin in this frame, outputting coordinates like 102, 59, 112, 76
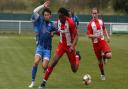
75, 55, 80, 66
102, 54, 107, 64
98, 58, 106, 80
39, 66, 53, 88
98, 63, 104, 75
71, 55, 80, 72
32, 66, 38, 81
75, 51, 81, 67
28, 66, 37, 88
44, 66, 53, 81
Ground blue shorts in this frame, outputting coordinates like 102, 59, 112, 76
35, 46, 51, 61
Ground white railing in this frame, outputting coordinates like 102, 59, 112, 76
0, 20, 128, 35
0, 20, 32, 34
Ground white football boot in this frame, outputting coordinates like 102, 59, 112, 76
100, 75, 106, 80
28, 81, 35, 88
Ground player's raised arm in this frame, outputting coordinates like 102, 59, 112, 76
32, 0, 50, 21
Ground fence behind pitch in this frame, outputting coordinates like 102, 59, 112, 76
0, 20, 32, 34
0, 20, 128, 35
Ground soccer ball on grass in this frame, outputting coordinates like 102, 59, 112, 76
83, 74, 92, 85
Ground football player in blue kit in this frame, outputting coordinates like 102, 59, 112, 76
28, 1, 56, 88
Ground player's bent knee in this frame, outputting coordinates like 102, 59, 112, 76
106, 53, 112, 59
42, 64, 48, 71
33, 58, 40, 67
33, 59, 40, 66
42, 59, 49, 70
33, 61, 39, 67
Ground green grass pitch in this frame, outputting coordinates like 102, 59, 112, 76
0, 34, 128, 89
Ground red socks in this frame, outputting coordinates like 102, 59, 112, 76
44, 66, 53, 81
75, 55, 80, 67
98, 63, 104, 75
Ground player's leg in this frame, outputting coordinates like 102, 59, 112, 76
97, 53, 106, 80
39, 55, 62, 89
66, 49, 80, 73
29, 54, 42, 88
93, 44, 105, 80
42, 59, 49, 72
29, 46, 43, 88
43, 44, 64, 81
102, 52, 112, 64
101, 40, 112, 63
98, 57, 106, 80
39, 44, 64, 89
105, 52, 112, 59
42, 50, 51, 72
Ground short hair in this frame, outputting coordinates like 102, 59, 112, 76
42, 8, 51, 15
58, 7, 70, 17
91, 7, 99, 13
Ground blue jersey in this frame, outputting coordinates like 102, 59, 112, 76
32, 13, 55, 50
71, 16, 79, 26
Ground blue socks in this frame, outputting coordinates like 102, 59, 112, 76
32, 66, 37, 81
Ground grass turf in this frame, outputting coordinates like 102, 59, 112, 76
0, 34, 128, 89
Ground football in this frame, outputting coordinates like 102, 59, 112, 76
83, 74, 92, 85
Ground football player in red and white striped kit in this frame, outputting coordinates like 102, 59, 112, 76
38, 7, 81, 89
87, 7, 112, 80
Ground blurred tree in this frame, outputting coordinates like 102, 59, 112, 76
113, 0, 128, 14
87, 0, 111, 9
62, 0, 111, 10
31, 0, 46, 8
39, 0, 45, 4
0, 0, 27, 12
0, 0, 127, 15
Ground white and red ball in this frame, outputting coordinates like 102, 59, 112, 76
83, 74, 92, 85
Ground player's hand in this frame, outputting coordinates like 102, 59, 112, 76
43, 0, 50, 8
107, 37, 110, 43
93, 34, 99, 38
51, 31, 56, 37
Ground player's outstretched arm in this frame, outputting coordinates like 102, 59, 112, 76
32, 1, 50, 21
33, 0, 50, 13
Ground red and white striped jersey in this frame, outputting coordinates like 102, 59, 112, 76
87, 19, 106, 43
57, 17, 77, 46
